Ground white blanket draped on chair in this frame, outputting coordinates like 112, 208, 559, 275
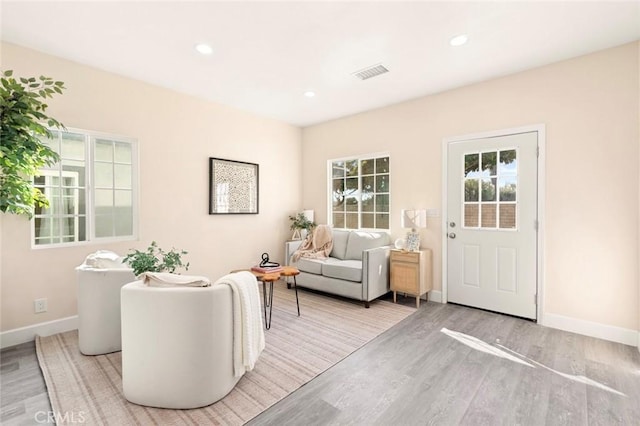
214, 271, 265, 377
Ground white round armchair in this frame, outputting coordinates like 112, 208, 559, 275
120, 280, 240, 409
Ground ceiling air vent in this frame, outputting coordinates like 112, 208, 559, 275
352, 64, 389, 81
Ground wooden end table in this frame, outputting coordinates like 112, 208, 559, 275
231, 267, 300, 330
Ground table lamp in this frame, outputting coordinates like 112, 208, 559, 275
303, 209, 314, 223
302, 209, 315, 239
401, 209, 427, 251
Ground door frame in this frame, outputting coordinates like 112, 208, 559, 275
441, 124, 546, 323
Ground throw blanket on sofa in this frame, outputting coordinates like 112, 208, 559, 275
139, 272, 211, 287
214, 271, 265, 377
292, 224, 334, 262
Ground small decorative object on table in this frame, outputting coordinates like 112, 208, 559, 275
251, 253, 283, 273
406, 233, 420, 252
401, 209, 427, 252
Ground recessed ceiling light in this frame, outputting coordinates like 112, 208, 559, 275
195, 43, 213, 55
450, 34, 468, 47
304, 91, 316, 98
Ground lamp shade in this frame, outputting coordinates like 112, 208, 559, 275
401, 209, 427, 229
302, 209, 314, 222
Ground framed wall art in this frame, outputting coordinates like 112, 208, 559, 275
209, 157, 259, 214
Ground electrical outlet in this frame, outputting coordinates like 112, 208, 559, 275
34, 298, 47, 313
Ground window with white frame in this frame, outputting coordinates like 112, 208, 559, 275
33, 129, 137, 247
329, 154, 390, 230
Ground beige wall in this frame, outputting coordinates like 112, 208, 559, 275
1, 43, 302, 331
2, 41, 639, 338
302, 42, 640, 331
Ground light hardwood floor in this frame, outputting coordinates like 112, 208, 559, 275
1, 340, 50, 425
2, 293, 639, 425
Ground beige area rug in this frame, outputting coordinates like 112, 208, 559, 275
36, 284, 414, 425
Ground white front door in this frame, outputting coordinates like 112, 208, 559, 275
447, 132, 538, 319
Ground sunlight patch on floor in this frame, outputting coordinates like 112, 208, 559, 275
440, 327, 626, 397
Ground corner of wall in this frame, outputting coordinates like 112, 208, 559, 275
428, 290, 442, 303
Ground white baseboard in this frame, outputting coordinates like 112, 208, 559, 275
542, 313, 638, 347
0, 316, 78, 349
427, 290, 443, 303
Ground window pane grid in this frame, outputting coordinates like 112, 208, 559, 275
33, 129, 136, 247
92, 138, 134, 239
463, 149, 517, 230
329, 154, 390, 230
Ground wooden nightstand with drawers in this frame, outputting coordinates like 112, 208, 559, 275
390, 249, 432, 308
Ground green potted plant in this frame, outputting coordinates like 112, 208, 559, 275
288, 212, 317, 240
0, 70, 66, 218
123, 241, 190, 276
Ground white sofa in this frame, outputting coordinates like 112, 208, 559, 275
285, 229, 391, 308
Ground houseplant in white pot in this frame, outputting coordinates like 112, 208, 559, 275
123, 241, 189, 276
288, 212, 316, 240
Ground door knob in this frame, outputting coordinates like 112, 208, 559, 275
448, 232, 456, 239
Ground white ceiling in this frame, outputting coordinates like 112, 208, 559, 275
2, 1, 639, 127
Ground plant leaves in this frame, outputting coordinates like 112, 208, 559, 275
0, 70, 66, 218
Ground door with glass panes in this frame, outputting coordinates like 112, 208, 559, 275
447, 132, 538, 319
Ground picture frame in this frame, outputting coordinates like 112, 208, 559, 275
209, 157, 259, 214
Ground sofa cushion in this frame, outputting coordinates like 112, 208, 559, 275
330, 229, 350, 260
295, 258, 324, 275
322, 260, 363, 283
344, 231, 390, 260
295, 257, 340, 275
